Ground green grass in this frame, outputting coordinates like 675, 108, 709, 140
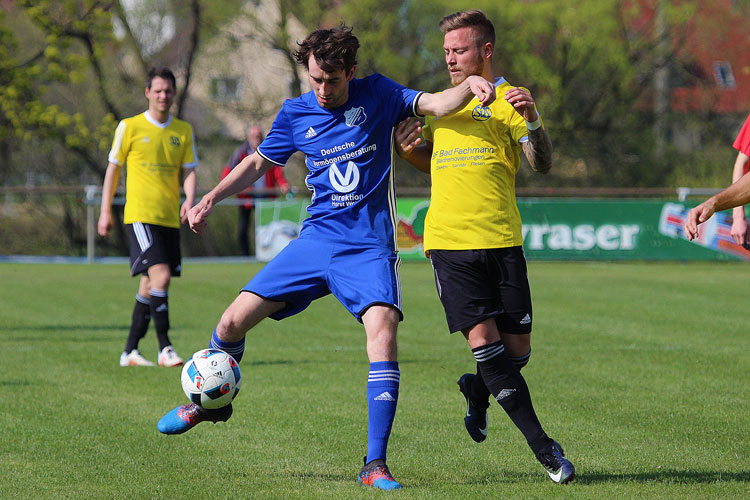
1, 261, 748, 499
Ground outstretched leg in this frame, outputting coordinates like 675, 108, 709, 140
157, 292, 284, 435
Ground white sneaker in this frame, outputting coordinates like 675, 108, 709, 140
158, 345, 184, 367
120, 349, 156, 367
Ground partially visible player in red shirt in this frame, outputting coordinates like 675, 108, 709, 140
729, 113, 750, 245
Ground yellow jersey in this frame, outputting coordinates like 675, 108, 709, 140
108, 111, 198, 228
422, 78, 533, 252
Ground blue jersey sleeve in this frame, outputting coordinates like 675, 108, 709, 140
257, 103, 297, 166
370, 74, 423, 123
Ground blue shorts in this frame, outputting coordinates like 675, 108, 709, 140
242, 237, 403, 322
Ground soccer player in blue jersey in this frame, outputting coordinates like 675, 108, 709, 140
156, 25, 495, 490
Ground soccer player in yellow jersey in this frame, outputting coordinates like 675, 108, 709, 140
395, 10, 575, 484
98, 67, 198, 368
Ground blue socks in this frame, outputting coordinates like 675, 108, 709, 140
210, 329, 245, 363
366, 361, 400, 463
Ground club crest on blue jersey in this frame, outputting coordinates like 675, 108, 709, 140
344, 106, 367, 127
472, 105, 492, 121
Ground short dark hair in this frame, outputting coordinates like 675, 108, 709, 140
293, 25, 359, 73
146, 67, 176, 90
439, 10, 495, 48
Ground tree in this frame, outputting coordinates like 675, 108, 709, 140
0, 0, 208, 253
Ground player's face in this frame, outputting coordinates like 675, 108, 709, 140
443, 27, 488, 86
145, 77, 175, 116
247, 126, 263, 148
307, 55, 355, 109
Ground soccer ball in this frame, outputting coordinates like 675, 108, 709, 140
181, 349, 242, 409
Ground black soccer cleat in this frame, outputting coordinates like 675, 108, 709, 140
536, 441, 576, 484
457, 373, 489, 443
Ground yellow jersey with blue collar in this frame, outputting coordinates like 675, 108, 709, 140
108, 111, 198, 228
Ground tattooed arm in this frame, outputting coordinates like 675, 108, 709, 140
505, 86, 552, 174
522, 126, 552, 174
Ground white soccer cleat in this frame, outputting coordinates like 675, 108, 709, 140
158, 345, 184, 367
120, 349, 156, 367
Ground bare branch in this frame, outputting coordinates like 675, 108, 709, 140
175, 0, 201, 118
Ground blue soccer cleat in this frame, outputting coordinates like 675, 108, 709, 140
536, 441, 576, 484
457, 373, 489, 443
157, 402, 233, 435
358, 457, 402, 490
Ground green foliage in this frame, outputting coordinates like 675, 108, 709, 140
0, 0, 746, 192
2, 261, 749, 499
0, 1, 126, 181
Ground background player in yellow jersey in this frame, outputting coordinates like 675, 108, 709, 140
395, 10, 575, 484
98, 67, 198, 368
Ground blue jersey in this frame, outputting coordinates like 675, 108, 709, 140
257, 74, 422, 250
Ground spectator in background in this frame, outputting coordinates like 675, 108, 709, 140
729, 113, 750, 245
223, 125, 290, 256
98, 67, 197, 368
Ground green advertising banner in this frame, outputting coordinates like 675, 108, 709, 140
395, 198, 750, 261
256, 197, 750, 262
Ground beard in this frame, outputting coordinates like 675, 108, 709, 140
447, 54, 484, 86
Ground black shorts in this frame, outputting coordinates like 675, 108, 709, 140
126, 222, 182, 277
429, 247, 532, 334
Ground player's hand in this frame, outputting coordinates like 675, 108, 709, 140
466, 75, 495, 107
188, 198, 214, 234
97, 212, 112, 237
730, 215, 748, 245
180, 200, 194, 224
394, 117, 422, 158
683, 201, 716, 240
505, 87, 538, 122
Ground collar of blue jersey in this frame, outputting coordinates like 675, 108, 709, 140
494, 76, 507, 88
144, 110, 173, 129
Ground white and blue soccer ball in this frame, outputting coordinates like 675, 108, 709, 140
180, 348, 241, 409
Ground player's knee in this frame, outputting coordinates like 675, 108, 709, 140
217, 311, 246, 341
510, 348, 531, 370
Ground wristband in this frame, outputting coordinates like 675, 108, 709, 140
526, 117, 542, 130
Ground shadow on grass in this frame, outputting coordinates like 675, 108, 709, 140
576, 469, 750, 484
448, 469, 750, 486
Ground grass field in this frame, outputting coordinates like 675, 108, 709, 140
1, 260, 749, 499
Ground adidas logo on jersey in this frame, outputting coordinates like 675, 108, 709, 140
520, 313, 531, 325
141, 136, 150, 143
305, 127, 317, 138
374, 391, 396, 402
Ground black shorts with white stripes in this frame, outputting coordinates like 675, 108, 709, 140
429, 246, 532, 335
126, 222, 182, 277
